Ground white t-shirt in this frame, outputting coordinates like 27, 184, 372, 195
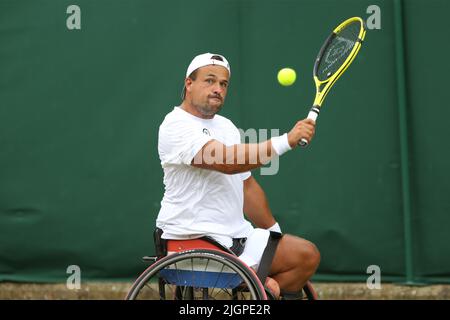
156, 106, 254, 248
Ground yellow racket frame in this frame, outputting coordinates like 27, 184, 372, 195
313, 16, 366, 108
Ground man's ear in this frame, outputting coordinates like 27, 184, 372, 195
185, 77, 193, 93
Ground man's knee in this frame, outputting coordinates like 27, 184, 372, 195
304, 241, 320, 273
296, 239, 321, 274
308, 241, 321, 268
271, 235, 320, 275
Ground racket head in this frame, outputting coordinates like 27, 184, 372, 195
312, 17, 366, 107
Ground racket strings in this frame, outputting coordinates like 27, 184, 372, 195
317, 21, 362, 81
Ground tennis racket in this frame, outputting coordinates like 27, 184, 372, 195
300, 16, 366, 147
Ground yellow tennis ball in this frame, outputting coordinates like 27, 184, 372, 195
277, 68, 296, 86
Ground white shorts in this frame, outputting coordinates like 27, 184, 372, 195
237, 228, 271, 270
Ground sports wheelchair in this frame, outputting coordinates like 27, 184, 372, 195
125, 228, 318, 300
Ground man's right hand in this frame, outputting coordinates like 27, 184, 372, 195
287, 119, 316, 148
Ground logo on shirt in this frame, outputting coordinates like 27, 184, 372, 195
202, 128, 211, 136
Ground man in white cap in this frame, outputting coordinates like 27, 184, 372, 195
156, 53, 319, 299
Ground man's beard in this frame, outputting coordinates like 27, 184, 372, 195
193, 98, 223, 117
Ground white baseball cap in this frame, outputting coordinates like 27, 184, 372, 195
185, 52, 231, 78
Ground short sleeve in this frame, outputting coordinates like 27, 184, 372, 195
158, 119, 213, 165
241, 171, 251, 180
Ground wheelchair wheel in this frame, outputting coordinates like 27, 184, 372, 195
126, 249, 267, 300
302, 281, 318, 300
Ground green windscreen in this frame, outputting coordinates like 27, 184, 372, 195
1, 0, 449, 284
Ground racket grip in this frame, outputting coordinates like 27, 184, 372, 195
299, 106, 320, 147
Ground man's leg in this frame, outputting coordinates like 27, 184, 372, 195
269, 234, 320, 293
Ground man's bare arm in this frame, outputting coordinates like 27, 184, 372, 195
243, 176, 276, 229
191, 119, 316, 174
191, 139, 274, 174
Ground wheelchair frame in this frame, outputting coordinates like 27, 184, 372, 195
125, 228, 318, 300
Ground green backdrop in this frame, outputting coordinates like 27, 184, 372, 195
0, 0, 449, 284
